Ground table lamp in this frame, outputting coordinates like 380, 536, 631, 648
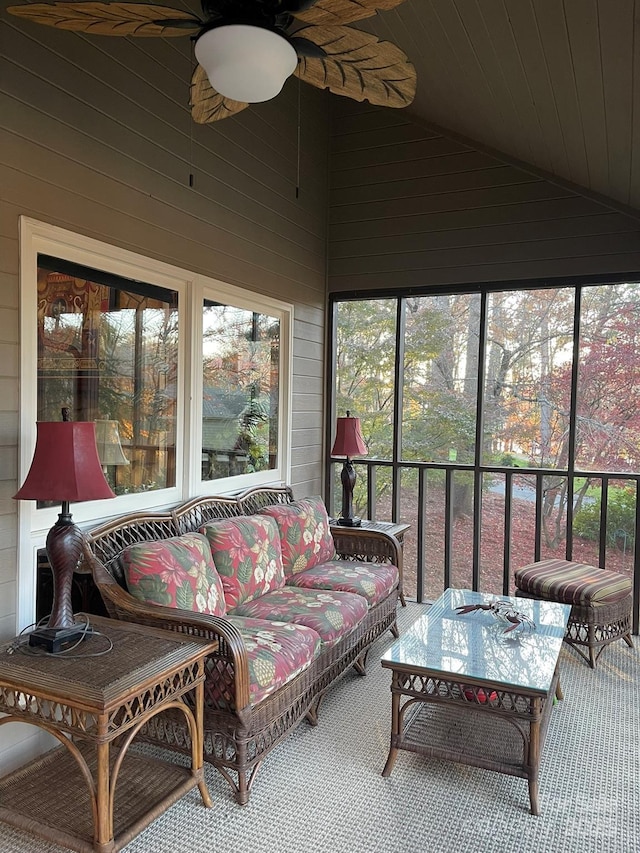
14, 409, 116, 652
331, 410, 368, 527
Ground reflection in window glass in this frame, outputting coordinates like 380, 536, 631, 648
201, 302, 279, 480
37, 259, 179, 495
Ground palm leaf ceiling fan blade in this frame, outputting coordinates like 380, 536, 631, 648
7, 2, 201, 36
294, 25, 416, 108
292, 0, 406, 25
6, 0, 416, 119
190, 63, 250, 124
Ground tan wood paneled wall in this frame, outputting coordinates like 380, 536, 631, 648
0, 4, 329, 652
328, 101, 640, 293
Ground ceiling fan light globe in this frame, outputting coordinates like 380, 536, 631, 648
195, 25, 298, 103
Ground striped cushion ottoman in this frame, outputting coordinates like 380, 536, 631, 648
514, 559, 634, 668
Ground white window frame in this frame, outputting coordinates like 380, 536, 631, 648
190, 279, 293, 497
16, 217, 292, 630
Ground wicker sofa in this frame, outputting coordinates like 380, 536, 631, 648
81, 486, 402, 805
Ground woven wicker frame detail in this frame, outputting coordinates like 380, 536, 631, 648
516, 588, 633, 668
82, 486, 401, 804
0, 618, 215, 851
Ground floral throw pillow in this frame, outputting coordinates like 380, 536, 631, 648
259, 496, 336, 577
200, 515, 286, 610
122, 532, 226, 616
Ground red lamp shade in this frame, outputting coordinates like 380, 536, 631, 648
331, 413, 368, 459
331, 412, 367, 528
14, 421, 116, 503
14, 420, 115, 653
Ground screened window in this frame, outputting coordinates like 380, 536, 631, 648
330, 281, 640, 604
482, 288, 575, 468
334, 284, 640, 476
402, 293, 480, 465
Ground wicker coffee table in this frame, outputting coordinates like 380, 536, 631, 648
0, 617, 215, 852
381, 589, 570, 815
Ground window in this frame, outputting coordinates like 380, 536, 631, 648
17, 218, 292, 628
37, 256, 179, 496
201, 302, 280, 482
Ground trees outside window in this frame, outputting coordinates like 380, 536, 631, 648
201, 303, 280, 481
332, 281, 640, 599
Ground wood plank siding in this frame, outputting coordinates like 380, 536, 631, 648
0, 1, 329, 676
3, 0, 640, 777
363, 0, 640, 212
328, 101, 640, 294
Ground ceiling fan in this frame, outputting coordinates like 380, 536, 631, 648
7, 0, 417, 123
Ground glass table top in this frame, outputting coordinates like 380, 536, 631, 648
382, 589, 571, 694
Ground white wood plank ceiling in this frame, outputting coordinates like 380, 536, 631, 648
363, 0, 640, 215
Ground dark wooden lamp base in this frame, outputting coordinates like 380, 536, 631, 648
28, 624, 86, 653
337, 457, 362, 527
336, 515, 362, 527
28, 506, 87, 653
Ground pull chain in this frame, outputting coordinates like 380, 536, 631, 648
296, 76, 301, 199
189, 40, 195, 189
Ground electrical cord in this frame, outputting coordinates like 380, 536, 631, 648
5, 612, 113, 658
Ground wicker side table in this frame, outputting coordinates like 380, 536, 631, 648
0, 617, 215, 853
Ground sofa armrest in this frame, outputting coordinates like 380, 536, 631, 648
81, 540, 252, 716
330, 526, 402, 566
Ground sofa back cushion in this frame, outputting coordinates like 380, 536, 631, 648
259, 495, 335, 577
122, 532, 226, 615
201, 515, 286, 610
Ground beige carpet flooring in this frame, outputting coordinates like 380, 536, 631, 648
0, 601, 637, 853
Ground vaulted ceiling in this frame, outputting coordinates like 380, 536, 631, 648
362, 0, 640, 218
4, 0, 639, 220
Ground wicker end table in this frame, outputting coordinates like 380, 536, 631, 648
381, 589, 571, 815
0, 617, 216, 853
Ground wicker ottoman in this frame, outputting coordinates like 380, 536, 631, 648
514, 559, 634, 668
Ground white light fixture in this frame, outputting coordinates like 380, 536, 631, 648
195, 25, 298, 103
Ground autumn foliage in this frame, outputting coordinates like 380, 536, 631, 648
335, 284, 640, 599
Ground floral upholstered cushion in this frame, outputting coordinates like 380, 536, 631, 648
286, 560, 399, 607
122, 532, 226, 615
200, 515, 285, 610
259, 495, 336, 577
225, 616, 321, 707
229, 587, 369, 647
